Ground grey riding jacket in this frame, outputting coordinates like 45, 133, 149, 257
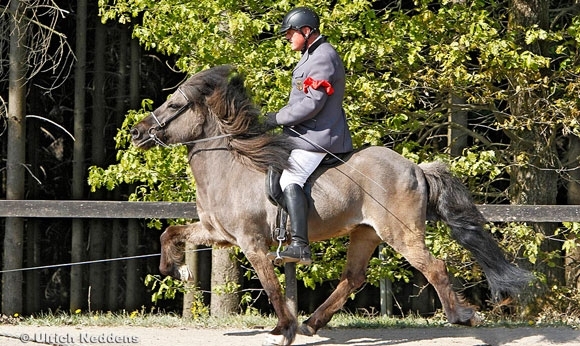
271, 37, 353, 154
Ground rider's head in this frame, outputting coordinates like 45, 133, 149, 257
279, 7, 320, 53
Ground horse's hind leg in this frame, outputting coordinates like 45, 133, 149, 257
300, 225, 382, 336
386, 222, 478, 326
409, 250, 476, 325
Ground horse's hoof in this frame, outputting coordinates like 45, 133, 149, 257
262, 333, 288, 346
297, 323, 316, 336
177, 265, 191, 281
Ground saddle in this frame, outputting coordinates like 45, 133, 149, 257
265, 152, 352, 208
265, 152, 353, 245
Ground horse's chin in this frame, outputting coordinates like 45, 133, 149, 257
132, 139, 155, 150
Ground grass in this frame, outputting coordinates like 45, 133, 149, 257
3, 308, 578, 330
5, 309, 275, 329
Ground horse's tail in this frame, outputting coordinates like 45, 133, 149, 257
419, 161, 533, 301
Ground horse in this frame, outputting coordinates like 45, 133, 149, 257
129, 65, 532, 345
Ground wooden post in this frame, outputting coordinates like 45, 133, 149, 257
182, 243, 199, 318
380, 277, 393, 316
379, 244, 393, 316
285, 262, 298, 316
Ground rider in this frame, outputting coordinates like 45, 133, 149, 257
266, 7, 353, 265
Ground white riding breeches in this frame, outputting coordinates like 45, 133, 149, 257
279, 149, 327, 191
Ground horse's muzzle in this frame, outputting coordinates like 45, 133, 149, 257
129, 126, 154, 149
130, 127, 141, 141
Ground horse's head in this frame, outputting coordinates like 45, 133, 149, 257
129, 65, 291, 172
130, 65, 235, 149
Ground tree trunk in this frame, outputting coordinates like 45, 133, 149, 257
25, 86, 42, 314
25, 222, 40, 314
210, 248, 240, 317
89, 19, 107, 312
108, 23, 129, 311
124, 219, 140, 310
565, 135, 580, 289
70, 0, 88, 312
507, 0, 564, 284
124, 37, 142, 311
508, 140, 560, 283
2, 0, 27, 315
448, 94, 468, 156
108, 220, 121, 310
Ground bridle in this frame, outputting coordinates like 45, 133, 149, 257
146, 88, 193, 148
143, 87, 232, 148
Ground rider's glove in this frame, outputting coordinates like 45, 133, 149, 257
264, 112, 279, 130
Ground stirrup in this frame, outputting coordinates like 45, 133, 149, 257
267, 244, 312, 266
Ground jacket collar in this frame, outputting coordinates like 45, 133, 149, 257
306, 36, 326, 55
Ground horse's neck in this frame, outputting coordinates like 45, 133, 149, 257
189, 145, 232, 181
188, 145, 256, 195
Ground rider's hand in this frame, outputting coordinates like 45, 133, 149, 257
264, 112, 279, 130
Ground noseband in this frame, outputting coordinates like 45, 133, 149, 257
143, 87, 232, 148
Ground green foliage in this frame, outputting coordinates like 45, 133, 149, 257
93, 0, 580, 311
88, 100, 195, 201
367, 246, 413, 286
298, 239, 347, 289
144, 274, 186, 304
96, 0, 580, 164
561, 222, 580, 254
87, 100, 196, 229
144, 274, 210, 319
212, 281, 241, 295
533, 285, 580, 324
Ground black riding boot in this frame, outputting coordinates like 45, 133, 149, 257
271, 183, 312, 265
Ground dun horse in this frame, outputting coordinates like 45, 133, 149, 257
130, 65, 532, 345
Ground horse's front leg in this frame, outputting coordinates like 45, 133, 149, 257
239, 239, 298, 346
159, 222, 231, 280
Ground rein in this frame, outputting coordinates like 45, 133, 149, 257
185, 134, 233, 162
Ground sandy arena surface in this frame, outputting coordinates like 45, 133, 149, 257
1, 324, 580, 346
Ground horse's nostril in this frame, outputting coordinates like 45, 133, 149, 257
130, 127, 140, 139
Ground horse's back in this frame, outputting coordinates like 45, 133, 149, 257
354, 145, 425, 196
316, 145, 425, 192
308, 145, 428, 240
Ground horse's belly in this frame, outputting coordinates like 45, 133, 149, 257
308, 204, 361, 241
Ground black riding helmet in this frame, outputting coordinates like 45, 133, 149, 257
279, 7, 320, 34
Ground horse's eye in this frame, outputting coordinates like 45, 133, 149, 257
168, 103, 182, 110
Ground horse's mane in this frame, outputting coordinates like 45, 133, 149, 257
182, 65, 292, 173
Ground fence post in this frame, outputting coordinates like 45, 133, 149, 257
284, 262, 298, 316
379, 244, 393, 316
182, 243, 199, 318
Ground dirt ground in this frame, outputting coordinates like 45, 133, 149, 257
1, 324, 580, 346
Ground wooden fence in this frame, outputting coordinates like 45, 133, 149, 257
2, 200, 580, 316
3, 200, 580, 222
0, 200, 198, 219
